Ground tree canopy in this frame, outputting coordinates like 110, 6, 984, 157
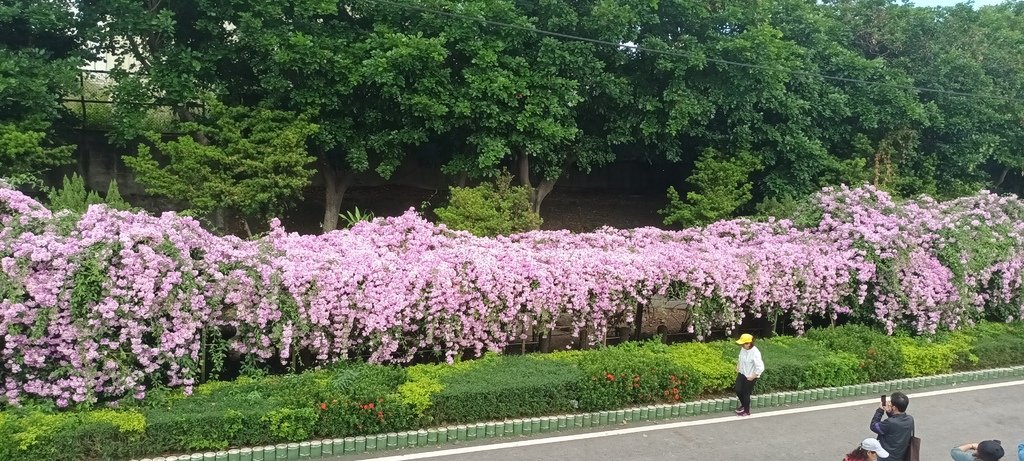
6, 0, 1024, 231
0, 0, 82, 184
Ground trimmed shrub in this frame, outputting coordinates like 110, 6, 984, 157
962, 322, 1024, 368
315, 393, 415, 438
0, 410, 76, 461
396, 358, 484, 422
312, 364, 415, 436
141, 406, 268, 455
136, 392, 278, 454
666, 342, 736, 393
428, 356, 584, 423
434, 173, 542, 237
805, 324, 904, 382
571, 341, 703, 411
896, 332, 976, 377
0, 409, 147, 461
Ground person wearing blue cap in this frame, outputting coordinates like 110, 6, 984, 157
733, 333, 764, 417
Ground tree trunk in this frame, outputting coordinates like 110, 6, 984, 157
320, 159, 354, 233
518, 151, 532, 189
212, 208, 228, 233
455, 171, 468, 187
241, 218, 253, 238
516, 152, 556, 214
538, 330, 552, 353
532, 178, 556, 214
994, 167, 1010, 189
173, 105, 211, 144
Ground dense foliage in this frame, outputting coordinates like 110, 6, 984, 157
4, 184, 1024, 407
3, 322, 1023, 460
4, 0, 1018, 229
124, 104, 319, 232
46, 174, 130, 214
0, 0, 81, 184
434, 173, 542, 237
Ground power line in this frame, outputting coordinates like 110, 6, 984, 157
370, 0, 1020, 103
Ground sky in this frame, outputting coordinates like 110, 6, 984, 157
909, 0, 1007, 6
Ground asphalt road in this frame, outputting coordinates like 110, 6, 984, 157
339, 380, 1024, 461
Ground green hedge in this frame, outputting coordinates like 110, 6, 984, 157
555, 341, 704, 411
805, 324, 904, 382
896, 332, 976, 377
962, 322, 1024, 368
3, 321, 1024, 460
665, 342, 736, 392
711, 336, 865, 392
427, 355, 583, 422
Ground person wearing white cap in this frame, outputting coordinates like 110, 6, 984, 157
733, 333, 764, 416
844, 438, 890, 461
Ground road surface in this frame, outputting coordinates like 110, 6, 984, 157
336, 380, 1024, 461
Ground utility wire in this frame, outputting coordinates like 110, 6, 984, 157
370, 0, 1020, 103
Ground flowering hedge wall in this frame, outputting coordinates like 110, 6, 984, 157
2, 184, 1024, 407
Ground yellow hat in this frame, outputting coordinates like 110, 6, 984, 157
736, 334, 754, 345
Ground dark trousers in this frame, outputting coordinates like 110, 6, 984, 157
734, 373, 758, 411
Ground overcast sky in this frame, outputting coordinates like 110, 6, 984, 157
908, 0, 1007, 6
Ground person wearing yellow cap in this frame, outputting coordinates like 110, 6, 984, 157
734, 333, 764, 416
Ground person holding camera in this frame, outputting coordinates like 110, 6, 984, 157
869, 392, 915, 461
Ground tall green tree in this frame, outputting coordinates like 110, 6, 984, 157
629, 0, 818, 211
0, 0, 81, 184
84, 0, 456, 230
387, 0, 635, 214
210, 0, 451, 231
757, 0, 926, 197
77, 0, 215, 143
78, 0, 451, 231
645, 0, 927, 215
827, 0, 1024, 197
124, 104, 318, 233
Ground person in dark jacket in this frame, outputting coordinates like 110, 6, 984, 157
870, 392, 915, 461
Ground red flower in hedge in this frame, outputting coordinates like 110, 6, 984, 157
320, 402, 327, 411
605, 373, 615, 381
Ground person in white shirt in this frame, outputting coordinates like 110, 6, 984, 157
734, 333, 765, 416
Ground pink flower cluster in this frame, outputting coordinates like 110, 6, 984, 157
2, 184, 1024, 406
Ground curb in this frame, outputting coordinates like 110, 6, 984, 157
135, 365, 1024, 460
